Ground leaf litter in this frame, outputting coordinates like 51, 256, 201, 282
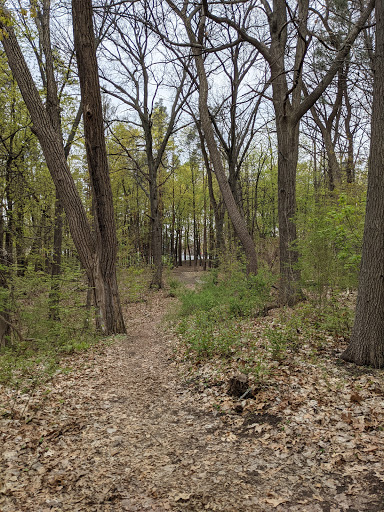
0, 269, 384, 511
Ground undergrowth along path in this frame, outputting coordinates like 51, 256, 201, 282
1, 268, 384, 511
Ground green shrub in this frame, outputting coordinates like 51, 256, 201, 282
0, 265, 98, 390
176, 312, 249, 358
178, 263, 274, 321
296, 191, 364, 298
174, 261, 275, 360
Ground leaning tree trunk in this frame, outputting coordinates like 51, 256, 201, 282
0, 5, 125, 335
190, 23, 258, 274
341, 1, 384, 368
72, 0, 125, 333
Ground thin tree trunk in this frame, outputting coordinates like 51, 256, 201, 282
149, 181, 163, 288
49, 192, 63, 320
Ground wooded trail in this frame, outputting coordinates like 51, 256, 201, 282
1, 269, 384, 511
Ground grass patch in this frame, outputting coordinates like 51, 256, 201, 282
173, 262, 275, 367
177, 264, 274, 321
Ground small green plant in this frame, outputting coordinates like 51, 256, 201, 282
265, 326, 288, 361
263, 321, 300, 361
176, 312, 249, 358
243, 355, 270, 383
168, 277, 183, 297
291, 298, 353, 340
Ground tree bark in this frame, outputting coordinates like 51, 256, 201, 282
341, 2, 384, 368
149, 173, 163, 288
275, 117, 301, 305
72, 0, 125, 333
0, 5, 125, 335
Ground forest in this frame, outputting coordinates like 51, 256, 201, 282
0, 0, 384, 511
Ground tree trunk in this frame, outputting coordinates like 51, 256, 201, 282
0, 5, 125, 335
275, 117, 301, 305
341, 1, 384, 367
149, 182, 163, 288
49, 193, 63, 320
72, 0, 125, 333
0, 251, 11, 348
178, 227, 182, 267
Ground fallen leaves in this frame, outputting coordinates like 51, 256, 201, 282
0, 285, 384, 512
174, 492, 192, 502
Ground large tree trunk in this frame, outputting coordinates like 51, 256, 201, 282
0, 5, 125, 335
275, 116, 302, 305
72, 0, 125, 333
341, 2, 384, 368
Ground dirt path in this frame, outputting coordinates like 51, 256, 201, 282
2, 285, 261, 512
1, 269, 384, 511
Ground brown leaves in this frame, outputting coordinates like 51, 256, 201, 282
1, 288, 384, 511
350, 392, 364, 404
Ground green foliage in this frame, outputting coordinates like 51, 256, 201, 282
264, 325, 296, 361
242, 355, 270, 383
168, 276, 183, 297
178, 262, 274, 322
174, 261, 274, 359
291, 297, 354, 340
176, 313, 249, 358
297, 191, 364, 297
0, 265, 98, 390
118, 266, 151, 303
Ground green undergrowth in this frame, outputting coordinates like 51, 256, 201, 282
118, 265, 152, 303
176, 263, 274, 319
0, 265, 150, 391
0, 266, 99, 391
172, 262, 274, 374
172, 262, 355, 383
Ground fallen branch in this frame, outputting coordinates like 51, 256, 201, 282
0, 313, 24, 342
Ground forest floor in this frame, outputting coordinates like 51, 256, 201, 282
1, 267, 384, 511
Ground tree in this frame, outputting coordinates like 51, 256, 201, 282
71, 0, 125, 332
0, 2, 125, 334
203, 0, 375, 304
100, 1, 191, 288
341, 2, 384, 367
164, 0, 259, 274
